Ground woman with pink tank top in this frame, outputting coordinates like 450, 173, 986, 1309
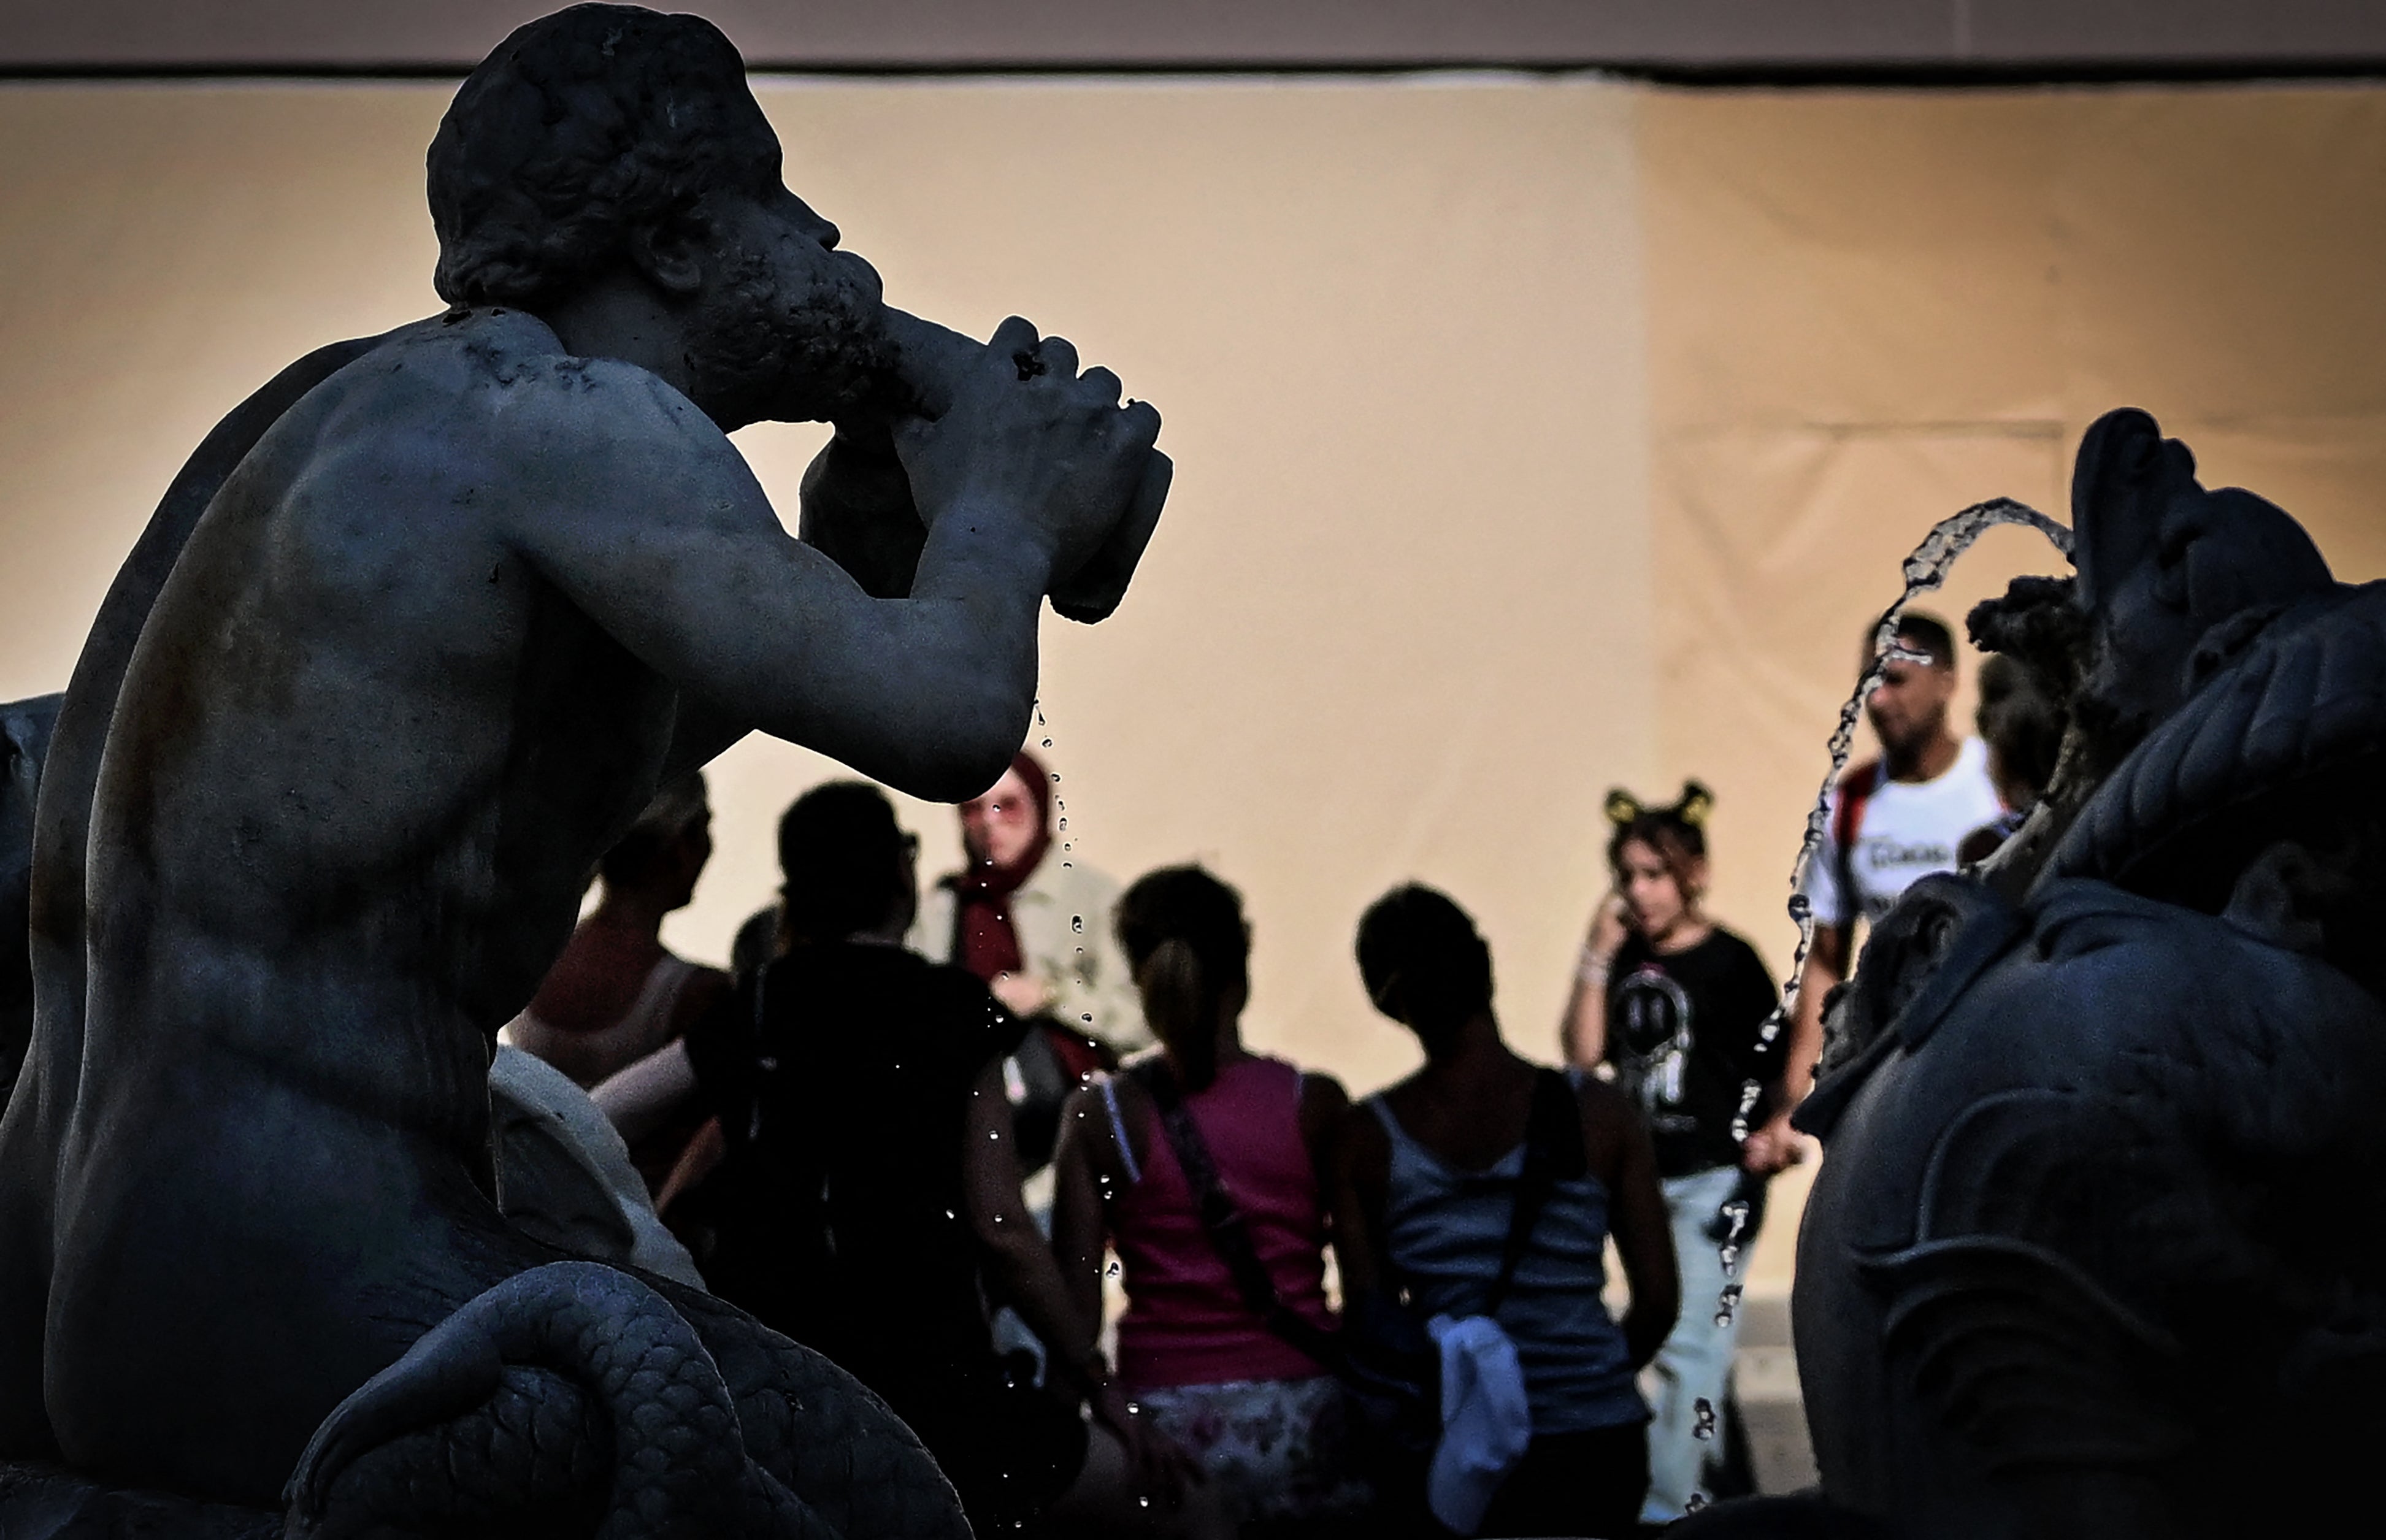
1054, 866, 1372, 1530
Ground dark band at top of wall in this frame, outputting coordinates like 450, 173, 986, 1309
5, 0, 2386, 79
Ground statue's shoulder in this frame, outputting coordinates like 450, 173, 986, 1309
351, 309, 732, 463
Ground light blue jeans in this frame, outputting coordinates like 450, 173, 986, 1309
1640, 1163, 1752, 1524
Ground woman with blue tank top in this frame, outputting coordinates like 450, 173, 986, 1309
1337, 884, 1678, 1538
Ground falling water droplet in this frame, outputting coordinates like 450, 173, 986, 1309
1049, 772, 1061, 784
1694, 1398, 1717, 1441
1041, 738, 1053, 748
1774, 497, 2074, 1078
1072, 915, 1085, 933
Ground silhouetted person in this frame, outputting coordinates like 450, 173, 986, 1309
597, 783, 1226, 1539
1053, 866, 1368, 1530
1958, 654, 2067, 864
1341, 884, 1678, 1538
506, 777, 726, 1078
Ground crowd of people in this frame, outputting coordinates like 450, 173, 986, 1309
489, 609, 2057, 1539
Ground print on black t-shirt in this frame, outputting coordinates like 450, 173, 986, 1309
1600, 930, 1784, 1179
1612, 965, 1698, 1138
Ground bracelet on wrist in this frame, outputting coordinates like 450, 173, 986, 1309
1576, 943, 1613, 986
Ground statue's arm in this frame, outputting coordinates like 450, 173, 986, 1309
513, 335, 1156, 803
659, 427, 918, 777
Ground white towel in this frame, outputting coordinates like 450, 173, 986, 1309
1427, 1312, 1535, 1534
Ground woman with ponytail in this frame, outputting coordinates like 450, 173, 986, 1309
1562, 781, 1785, 1527
1052, 866, 1371, 1532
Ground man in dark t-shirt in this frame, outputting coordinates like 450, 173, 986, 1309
679, 941, 1024, 1373
595, 781, 1220, 1538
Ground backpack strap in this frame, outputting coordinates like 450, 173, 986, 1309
1830, 757, 1884, 929
1483, 1068, 1590, 1319
1130, 1059, 1343, 1370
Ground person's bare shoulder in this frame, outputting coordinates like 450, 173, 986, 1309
1571, 1070, 1648, 1173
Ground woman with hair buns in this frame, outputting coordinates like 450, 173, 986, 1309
1562, 781, 1785, 1528
1051, 865, 1371, 1533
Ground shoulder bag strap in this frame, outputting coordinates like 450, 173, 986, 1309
1831, 759, 1882, 929
1483, 1068, 1589, 1319
1130, 1059, 1343, 1370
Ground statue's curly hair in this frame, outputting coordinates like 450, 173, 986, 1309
428, 5, 777, 308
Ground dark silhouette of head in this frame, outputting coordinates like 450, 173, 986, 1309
777, 781, 915, 944
428, 4, 893, 427
1115, 866, 1249, 1092
596, 772, 710, 910
1975, 654, 2065, 809
1356, 884, 1494, 1060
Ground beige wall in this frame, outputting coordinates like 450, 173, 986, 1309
1640, 83, 2386, 1284
6, 75, 2385, 1293
0, 76, 1656, 1100
1644, 83, 2386, 979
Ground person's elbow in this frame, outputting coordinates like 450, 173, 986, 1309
1641, 1274, 1682, 1338
975, 1212, 1049, 1285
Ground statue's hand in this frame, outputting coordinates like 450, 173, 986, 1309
892, 316, 1161, 581
798, 421, 926, 599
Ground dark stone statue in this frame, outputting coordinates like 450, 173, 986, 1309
1, 694, 60, 1096
1740, 407, 2386, 1539
0, 6, 1167, 1534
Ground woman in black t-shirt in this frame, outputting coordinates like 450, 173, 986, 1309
1559, 781, 1783, 1527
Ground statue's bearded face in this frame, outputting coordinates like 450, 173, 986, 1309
676, 178, 898, 431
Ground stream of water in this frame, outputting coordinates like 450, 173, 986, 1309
1690, 496, 2074, 1460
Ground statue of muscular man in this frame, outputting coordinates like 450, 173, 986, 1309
0, 7, 1164, 1533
